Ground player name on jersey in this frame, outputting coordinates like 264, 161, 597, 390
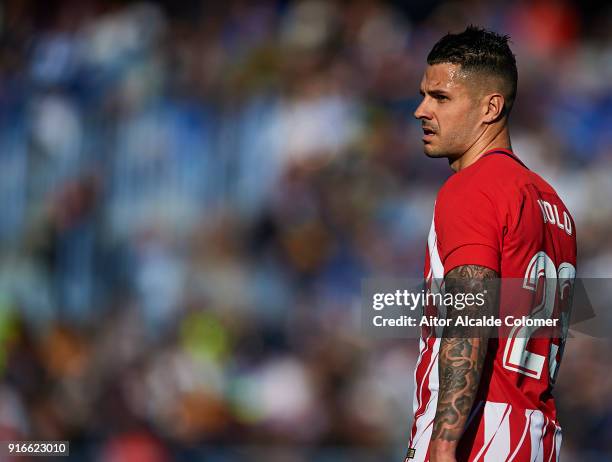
536, 199, 572, 236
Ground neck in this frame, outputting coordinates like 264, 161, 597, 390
449, 124, 511, 172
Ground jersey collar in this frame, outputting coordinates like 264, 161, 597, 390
480, 148, 528, 169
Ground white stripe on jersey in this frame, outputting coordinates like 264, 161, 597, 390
547, 425, 560, 462
472, 402, 511, 461
507, 409, 535, 462
528, 410, 545, 462
484, 403, 512, 462
409, 211, 444, 462
427, 209, 444, 280
412, 334, 431, 416
554, 425, 562, 462
412, 341, 440, 447
412, 418, 434, 462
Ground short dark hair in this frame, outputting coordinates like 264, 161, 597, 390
427, 26, 518, 114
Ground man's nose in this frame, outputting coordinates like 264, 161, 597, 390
414, 99, 431, 120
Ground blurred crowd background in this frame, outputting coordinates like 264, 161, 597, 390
0, 0, 610, 460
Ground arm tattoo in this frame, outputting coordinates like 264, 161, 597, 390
431, 264, 499, 443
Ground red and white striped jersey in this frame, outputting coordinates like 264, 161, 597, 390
408, 149, 577, 462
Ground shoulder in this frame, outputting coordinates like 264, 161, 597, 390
435, 156, 500, 212
437, 153, 548, 208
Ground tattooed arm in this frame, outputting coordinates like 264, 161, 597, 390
429, 264, 499, 462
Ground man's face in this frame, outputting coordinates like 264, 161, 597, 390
414, 63, 483, 159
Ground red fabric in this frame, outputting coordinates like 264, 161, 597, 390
408, 150, 577, 461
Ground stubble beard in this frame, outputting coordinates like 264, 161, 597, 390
423, 142, 449, 158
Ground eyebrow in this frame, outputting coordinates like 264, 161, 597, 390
420, 88, 450, 98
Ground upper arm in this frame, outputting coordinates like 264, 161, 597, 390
444, 264, 499, 329
444, 264, 498, 305
445, 264, 498, 288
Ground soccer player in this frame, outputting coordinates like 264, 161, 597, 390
407, 27, 577, 462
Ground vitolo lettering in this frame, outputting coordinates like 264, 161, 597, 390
536, 199, 572, 236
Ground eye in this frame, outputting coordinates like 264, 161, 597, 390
434, 94, 449, 101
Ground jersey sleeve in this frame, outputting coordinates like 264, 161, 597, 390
434, 184, 502, 275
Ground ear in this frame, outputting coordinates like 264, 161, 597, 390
483, 93, 505, 123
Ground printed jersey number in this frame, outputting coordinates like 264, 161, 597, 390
502, 251, 575, 381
